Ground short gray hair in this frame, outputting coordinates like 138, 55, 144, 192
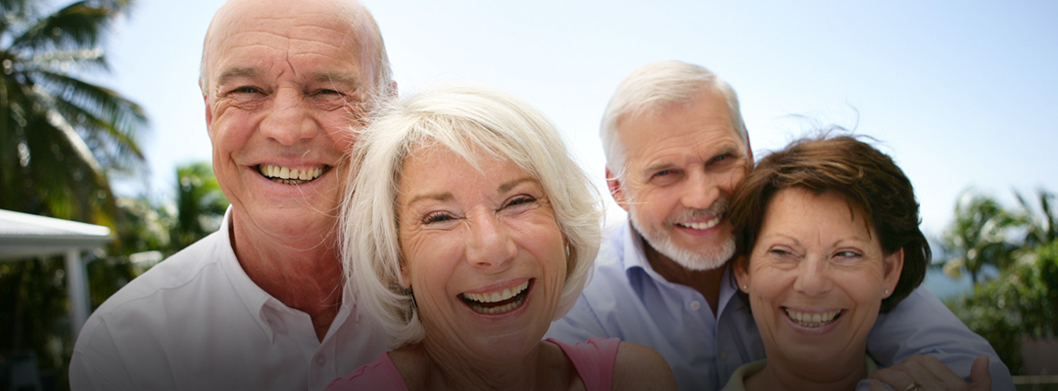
600, 60, 748, 179
340, 83, 603, 348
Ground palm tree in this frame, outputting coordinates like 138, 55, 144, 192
941, 191, 1019, 284
170, 162, 228, 250
1014, 188, 1057, 249
0, 0, 147, 224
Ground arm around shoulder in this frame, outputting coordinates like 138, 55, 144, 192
867, 287, 1014, 391
612, 341, 677, 391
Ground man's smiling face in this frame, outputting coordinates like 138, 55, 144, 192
203, 0, 376, 243
610, 87, 751, 271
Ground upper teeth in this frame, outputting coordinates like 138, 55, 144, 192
785, 308, 841, 326
260, 164, 324, 181
681, 216, 720, 230
462, 281, 530, 303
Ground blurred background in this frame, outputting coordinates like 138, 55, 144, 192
1, 0, 1055, 389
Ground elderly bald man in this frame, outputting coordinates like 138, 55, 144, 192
70, 1, 395, 389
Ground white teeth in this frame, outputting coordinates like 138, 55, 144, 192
680, 216, 720, 230
784, 308, 842, 327
462, 281, 530, 304
259, 164, 324, 182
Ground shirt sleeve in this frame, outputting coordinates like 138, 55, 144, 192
69, 319, 134, 391
866, 287, 1014, 391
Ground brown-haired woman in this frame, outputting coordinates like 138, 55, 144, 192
723, 135, 991, 391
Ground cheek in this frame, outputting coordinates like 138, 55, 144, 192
719, 168, 747, 194
324, 119, 358, 152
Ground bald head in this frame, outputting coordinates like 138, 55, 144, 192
200, 0, 392, 99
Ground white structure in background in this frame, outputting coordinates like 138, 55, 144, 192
0, 209, 114, 338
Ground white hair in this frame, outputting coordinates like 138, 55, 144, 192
599, 60, 748, 179
339, 83, 603, 348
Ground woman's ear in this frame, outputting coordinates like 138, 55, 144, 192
399, 261, 412, 289
882, 248, 905, 297
733, 255, 751, 293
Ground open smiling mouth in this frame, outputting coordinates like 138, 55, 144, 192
784, 307, 843, 328
257, 164, 330, 185
675, 215, 722, 230
458, 279, 533, 315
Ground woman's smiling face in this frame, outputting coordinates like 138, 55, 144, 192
735, 187, 903, 367
395, 145, 567, 361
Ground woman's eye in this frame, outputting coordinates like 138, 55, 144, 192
422, 212, 455, 224
504, 196, 537, 209
834, 250, 863, 260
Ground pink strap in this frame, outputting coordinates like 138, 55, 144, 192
547, 337, 620, 391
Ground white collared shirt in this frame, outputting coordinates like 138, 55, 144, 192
70, 208, 389, 391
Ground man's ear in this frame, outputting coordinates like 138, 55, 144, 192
882, 248, 905, 298
733, 255, 750, 293
204, 94, 216, 141
606, 167, 631, 213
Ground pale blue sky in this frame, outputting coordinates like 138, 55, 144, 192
99, 0, 1058, 239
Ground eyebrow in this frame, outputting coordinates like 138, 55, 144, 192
213, 68, 363, 91
215, 67, 260, 89
404, 177, 539, 206
313, 72, 362, 90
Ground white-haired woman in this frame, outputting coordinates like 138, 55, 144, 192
327, 84, 676, 391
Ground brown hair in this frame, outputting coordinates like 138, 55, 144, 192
729, 134, 929, 313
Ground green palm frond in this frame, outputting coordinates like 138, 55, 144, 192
0, 0, 145, 225
12, 1, 116, 53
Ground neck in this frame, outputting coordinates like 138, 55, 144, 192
400, 340, 575, 391
748, 353, 867, 391
642, 239, 726, 315
230, 212, 344, 341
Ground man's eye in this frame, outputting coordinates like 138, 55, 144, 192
653, 170, 673, 177
711, 153, 731, 163
231, 86, 263, 94
314, 88, 344, 96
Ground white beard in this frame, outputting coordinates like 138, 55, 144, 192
628, 200, 734, 271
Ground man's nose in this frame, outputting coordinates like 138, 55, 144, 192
464, 209, 516, 271
680, 170, 720, 210
260, 88, 318, 145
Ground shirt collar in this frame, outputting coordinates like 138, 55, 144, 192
215, 206, 359, 344
619, 218, 742, 315
215, 206, 280, 342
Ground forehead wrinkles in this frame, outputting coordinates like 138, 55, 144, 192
208, 10, 370, 82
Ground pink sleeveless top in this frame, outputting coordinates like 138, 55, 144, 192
325, 337, 620, 391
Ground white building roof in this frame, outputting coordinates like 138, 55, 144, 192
0, 209, 114, 261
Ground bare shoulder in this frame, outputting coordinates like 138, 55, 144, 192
612, 341, 678, 391
388, 346, 430, 390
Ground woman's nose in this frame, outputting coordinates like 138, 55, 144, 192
793, 256, 834, 297
464, 210, 516, 271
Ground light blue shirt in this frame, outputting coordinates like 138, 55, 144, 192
546, 221, 1013, 391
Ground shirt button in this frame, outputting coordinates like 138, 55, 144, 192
690, 301, 701, 311
315, 356, 326, 366
720, 351, 729, 361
